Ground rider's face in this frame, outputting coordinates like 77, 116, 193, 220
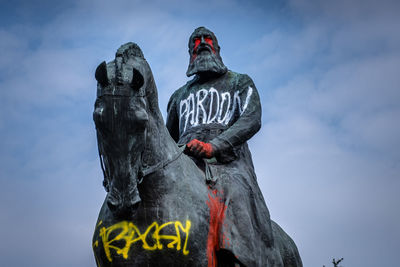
190, 30, 217, 61
193, 35, 215, 55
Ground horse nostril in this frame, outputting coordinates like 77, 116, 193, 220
107, 197, 119, 211
123, 187, 141, 212
134, 109, 148, 124
126, 196, 141, 210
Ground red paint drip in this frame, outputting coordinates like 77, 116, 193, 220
194, 38, 201, 51
204, 37, 216, 54
191, 38, 201, 62
206, 189, 227, 267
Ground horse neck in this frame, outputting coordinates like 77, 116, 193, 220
142, 110, 180, 167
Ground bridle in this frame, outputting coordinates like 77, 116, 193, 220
96, 93, 186, 191
137, 145, 186, 183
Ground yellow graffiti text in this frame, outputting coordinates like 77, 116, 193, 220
97, 220, 191, 262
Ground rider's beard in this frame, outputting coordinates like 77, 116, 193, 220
186, 50, 227, 77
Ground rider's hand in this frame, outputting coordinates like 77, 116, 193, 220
186, 139, 214, 159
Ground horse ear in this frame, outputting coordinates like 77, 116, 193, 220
95, 61, 109, 87
131, 68, 144, 91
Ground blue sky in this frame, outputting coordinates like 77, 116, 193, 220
0, 0, 399, 266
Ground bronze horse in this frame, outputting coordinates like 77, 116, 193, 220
92, 42, 302, 267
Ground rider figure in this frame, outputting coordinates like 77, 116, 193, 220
166, 27, 279, 266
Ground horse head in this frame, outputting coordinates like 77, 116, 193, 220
93, 42, 151, 218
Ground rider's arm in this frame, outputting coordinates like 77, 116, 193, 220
166, 91, 180, 143
210, 74, 262, 160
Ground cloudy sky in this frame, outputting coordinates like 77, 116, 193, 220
1, 0, 399, 266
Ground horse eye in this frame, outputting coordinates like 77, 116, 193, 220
131, 68, 144, 90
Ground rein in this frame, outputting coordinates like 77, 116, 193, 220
138, 145, 186, 182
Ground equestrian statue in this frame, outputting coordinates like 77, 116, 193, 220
92, 27, 302, 267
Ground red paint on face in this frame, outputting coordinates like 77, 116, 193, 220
206, 189, 227, 267
191, 38, 201, 62
204, 37, 216, 54
194, 38, 201, 52
191, 36, 216, 62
